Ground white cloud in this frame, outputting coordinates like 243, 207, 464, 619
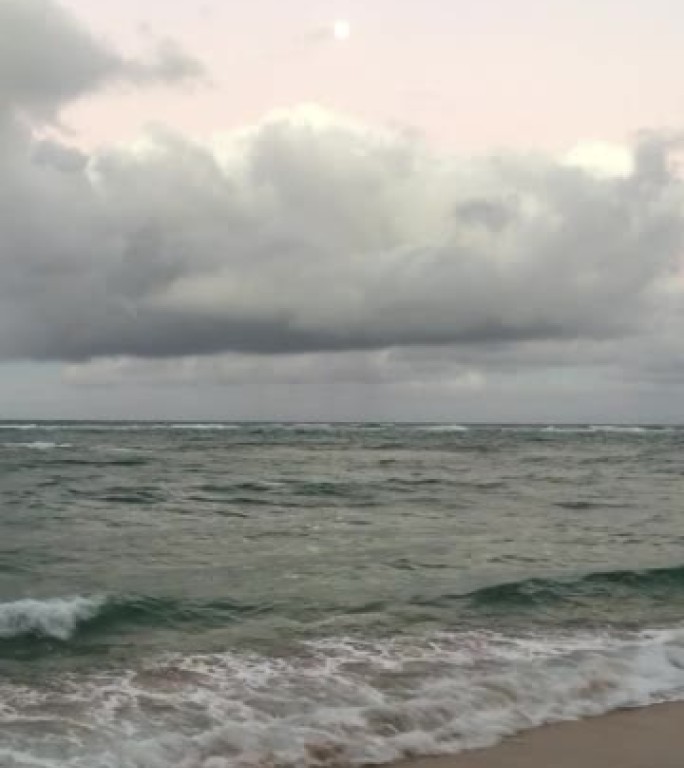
563, 141, 634, 178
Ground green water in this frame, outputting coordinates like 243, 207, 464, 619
2, 423, 684, 766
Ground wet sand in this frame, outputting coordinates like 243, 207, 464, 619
392, 702, 684, 768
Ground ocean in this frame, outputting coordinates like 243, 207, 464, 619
1, 421, 684, 767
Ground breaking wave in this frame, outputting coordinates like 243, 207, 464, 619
2, 628, 684, 767
0, 596, 105, 641
4, 564, 684, 656
0, 594, 271, 651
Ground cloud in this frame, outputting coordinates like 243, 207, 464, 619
0, 0, 202, 118
0, 0, 683, 407
1, 104, 683, 366
122, 39, 205, 87
57, 338, 679, 423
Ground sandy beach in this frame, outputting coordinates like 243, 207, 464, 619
394, 703, 684, 768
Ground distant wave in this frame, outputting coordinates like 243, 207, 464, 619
589, 425, 674, 434
464, 564, 684, 608
0, 423, 242, 432
554, 499, 630, 510
1, 441, 73, 450
165, 423, 242, 430
0, 596, 104, 641
0, 422, 343, 433
0, 422, 677, 437
542, 425, 673, 435
417, 424, 470, 433
0, 424, 44, 430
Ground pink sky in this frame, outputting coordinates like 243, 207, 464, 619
60, 0, 684, 151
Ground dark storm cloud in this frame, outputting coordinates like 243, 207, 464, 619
0, 1, 683, 369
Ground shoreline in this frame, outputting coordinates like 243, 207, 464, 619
389, 702, 684, 768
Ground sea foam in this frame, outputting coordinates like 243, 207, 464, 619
0, 596, 104, 641
3, 627, 684, 767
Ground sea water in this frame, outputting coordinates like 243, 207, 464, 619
1, 422, 684, 767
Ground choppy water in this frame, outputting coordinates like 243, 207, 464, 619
2, 422, 684, 767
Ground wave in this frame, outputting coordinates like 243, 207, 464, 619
0, 596, 104, 641
0, 422, 242, 432
0, 422, 678, 439
3, 627, 684, 767
464, 564, 684, 609
6, 564, 684, 646
418, 424, 470, 433
165, 423, 242, 430
0, 594, 270, 649
554, 499, 627, 510
0, 422, 339, 434
589, 425, 671, 434
542, 425, 673, 435
1, 441, 73, 450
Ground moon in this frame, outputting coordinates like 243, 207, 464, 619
333, 20, 351, 41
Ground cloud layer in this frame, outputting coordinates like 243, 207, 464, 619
1, 0, 684, 419
3, 101, 683, 360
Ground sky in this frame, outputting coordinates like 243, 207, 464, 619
1, 0, 684, 422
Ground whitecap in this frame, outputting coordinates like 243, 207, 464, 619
418, 425, 470, 433
0, 596, 104, 641
2, 441, 73, 450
